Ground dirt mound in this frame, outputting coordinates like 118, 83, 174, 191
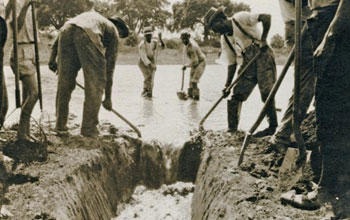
192, 129, 348, 219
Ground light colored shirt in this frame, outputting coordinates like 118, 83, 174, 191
216, 34, 238, 65
138, 39, 158, 66
279, 0, 312, 22
309, 0, 339, 10
231, 11, 261, 51
184, 38, 206, 68
66, 11, 118, 56
7, 0, 34, 43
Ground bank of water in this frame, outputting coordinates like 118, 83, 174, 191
4, 65, 295, 142
3, 65, 295, 219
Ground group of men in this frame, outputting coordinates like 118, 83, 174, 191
138, 27, 206, 100
203, 0, 350, 211
0, 0, 349, 211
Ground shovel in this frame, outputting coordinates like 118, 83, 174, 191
177, 69, 188, 100
279, 0, 309, 190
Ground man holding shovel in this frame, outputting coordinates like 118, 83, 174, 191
203, 7, 278, 136
180, 31, 206, 100
138, 26, 165, 98
48, 11, 128, 137
6, 0, 38, 142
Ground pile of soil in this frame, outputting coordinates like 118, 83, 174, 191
192, 112, 350, 219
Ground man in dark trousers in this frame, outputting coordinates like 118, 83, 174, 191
48, 10, 128, 137
203, 7, 278, 136
314, 0, 350, 209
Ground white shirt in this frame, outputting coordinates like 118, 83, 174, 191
139, 39, 158, 66
279, 0, 312, 22
232, 12, 261, 51
216, 34, 238, 65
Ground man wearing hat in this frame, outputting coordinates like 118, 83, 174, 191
180, 31, 206, 100
138, 26, 165, 98
203, 7, 278, 136
48, 10, 129, 137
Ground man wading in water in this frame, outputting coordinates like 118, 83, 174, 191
138, 26, 165, 98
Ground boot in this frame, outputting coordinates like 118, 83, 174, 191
193, 88, 200, 100
141, 88, 148, 96
227, 99, 242, 132
187, 88, 193, 98
254, 101, 278, 138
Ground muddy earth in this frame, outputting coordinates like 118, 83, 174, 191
0, 111, 349, 219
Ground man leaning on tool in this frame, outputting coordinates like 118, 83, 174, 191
6, 0, 38, 142
138, 26, 165, 98
48, 10, 129, 137
180, 31, 206, 100
203, 7, 278, 136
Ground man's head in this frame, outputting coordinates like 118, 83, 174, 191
143, 26, 153, 43
180, 31, 190, 45
202, 7, 230, 35
108, 16, 129, 38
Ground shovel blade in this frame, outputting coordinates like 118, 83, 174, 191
177, 91, 188, 100
279, 148, 312, 191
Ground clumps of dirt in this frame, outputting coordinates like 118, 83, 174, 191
300, 111, 318, 151
192, 129, 342, 220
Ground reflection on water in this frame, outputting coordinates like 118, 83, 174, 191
3, 65, 296, 143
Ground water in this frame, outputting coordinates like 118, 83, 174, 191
3, 65, 295, 142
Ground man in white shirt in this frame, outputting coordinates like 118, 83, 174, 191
180, 31, 206, 100
138, 26, 165, 98
203, 7, 278, 136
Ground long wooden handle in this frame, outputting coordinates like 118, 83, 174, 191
31, 2, 43, 110
76, 82, 142, 138
12, 0, 21, 108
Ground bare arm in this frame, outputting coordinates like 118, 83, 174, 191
258, 14, 271, 42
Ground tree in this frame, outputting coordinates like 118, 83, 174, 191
171, 0, 250, 40
95, 0, 171, 34
37, 0, 93, 30
270, 34, 285, 49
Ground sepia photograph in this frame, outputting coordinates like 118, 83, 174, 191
0, 0, 349, 219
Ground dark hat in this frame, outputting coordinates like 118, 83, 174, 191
180, 30, 191, 39
202, 6, 225, 29
108, 16, 129, 38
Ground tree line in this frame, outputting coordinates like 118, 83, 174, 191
37, 0, 285, 49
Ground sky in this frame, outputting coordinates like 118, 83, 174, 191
169, 0, 285, 40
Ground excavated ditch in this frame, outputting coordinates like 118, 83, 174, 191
0, 129, 202, 220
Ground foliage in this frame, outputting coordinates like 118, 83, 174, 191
37, 0, 94, 30
165, 38, 182, 50
94, 0, 171, 34
125, 32, 139, 47
270, 34, 285, 49
171, 0, 250, 39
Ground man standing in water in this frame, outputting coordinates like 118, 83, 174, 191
6, 0, 38, 142
48, 10, 128, 137
180, 31, 206, 100
138, 26, 165, 98
203, 7, 278, 136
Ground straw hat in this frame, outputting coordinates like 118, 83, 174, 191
143, 27, 153, 36
202, 6, 225, 29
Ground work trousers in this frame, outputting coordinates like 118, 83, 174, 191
274, 6, 338, 141
56, 24, 106, 136
189, 60, 206, 87
229, 44, 277, 129
138, 59, 155, 93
